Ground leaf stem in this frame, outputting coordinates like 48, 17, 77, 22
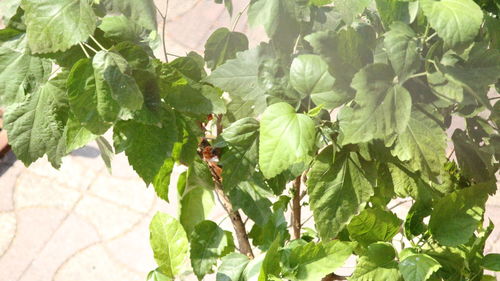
231, 2, 250, 31
291, 175, 302, 240
425, 32, 438, 42
79, 42, 91, 58
89, 35, 107, 51
83, 42, 98, 54
162, 0, 170, 63
408, 72, 427, 80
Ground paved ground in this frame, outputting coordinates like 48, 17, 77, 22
0, 1, 499, 280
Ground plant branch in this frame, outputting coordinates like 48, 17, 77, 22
291, 175, 302, 240
89, 35, 107, 51
231, 2, 250, 31
158, 0, 170, 62
211, 169, 254, 259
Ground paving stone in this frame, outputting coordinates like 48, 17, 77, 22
74, 195, 144, 240
0, 212, 16, 257
18, 213, 100, 281
104, 215, 156, 274
27, 156, 102, 190
54, 244, 143, 281
89, 175, 156, 214
106, 153, 142, 180
0, 159, 20, 212
0, 207, 66, 281
15, 172, 81, 211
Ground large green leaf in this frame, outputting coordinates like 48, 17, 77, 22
146, 268, 172, 281
429, 183, 490, 247
152, 158, 174, 202
350, 242, 401, 281
258, 236, 282, 281
216, 253, 250, 281
0, 35, 52, 107
287, 241, 354, 281
335, 0, 371, 25
249, 197, 289, 250
229, 180, 273, 226
167, 84, 226, 115
64, 113, 96, 153
290, 55, 340, 109
113, 120, 173, 184
205, 44, 271, 114
190, 221, 234, 280
375, 0, 417, 28
99, 0, 157, 30
99, 15, 148, 43
420, 0, 483, 47
339, 63, 411, 145
67, 58, 118, 134
220, 117, 259, 190
179, 187, 215, 236
347, 208, 402, 247
306, 146, 374, 240
4, 73, 69, 167
391, 110, 447, 180
259, 102, 315, 179
149, 212, 189, 279
399, 254, 441, 281
204, 27, 248, 70
248, 0, 298, 39
21, 0, 97, 53
482, 254, 500, 272
93, 51, 143, 111
0, 0, 21, 26
384, 22, 421, 82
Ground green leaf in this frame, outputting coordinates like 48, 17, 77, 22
288, 240, 354, 281
220, 117, 259, 190
399, 254, 441, 281
179, 187, 215, 236
334, 0, 371, 25
216, 253, 250, 281
248, 0, 295, 37
205, 44, 272, 114
191, 220, 234, 280
347, 208, 402, 247
167, 84, 226, 115
99, 0, 157, 30
65, 114, 97, 153
152, 158, 174, 202
306, 146, 374, 240
204, 27, 249, 70
375, 0, 416, 28
249, 198, 289, 250
99, 15, 148, 43
21, 0, 97, 53
420, 0, 483, 48
259, 102, 316, 179
427, 72, 464, 105
230, 180, 273, 226
258, 236, 282, 281
149, 212, 188, 279
93, 51, 144, 111
482, 254, 500, 271
391, 110, 447, 180
147, 268, 172, 281
290, 55, 340, 109
0, 35, 52, 107
67, 58, 118, 134
429, 183, 490, 247
96, 136, 113, 172
4, 73, 69, 167
452, 129, 495, 183
113, 120, 172, 184
350, 242, 401, 281
339, 63, 411, 145
0, 0, 21, 26
384, 22, 421, 82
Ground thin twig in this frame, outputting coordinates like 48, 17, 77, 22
79, 42, 90, 58
231, 2, 250, 31
292, 175, 302, 240
389, 199, 412, 210
83, 42, 98, 54
89, 35, 107, 51
159, 0, 170, 63
447, 148, 455, 160
322, 273, 348, 281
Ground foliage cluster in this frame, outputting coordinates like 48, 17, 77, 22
0, 0, 499, 280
